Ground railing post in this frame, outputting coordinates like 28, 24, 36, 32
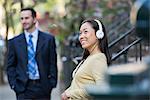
139, 42, 142, 61
124, 51, 128, 63
135, 44, 138, 61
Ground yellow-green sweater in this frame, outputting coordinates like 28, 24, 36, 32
65, 53, 108, 100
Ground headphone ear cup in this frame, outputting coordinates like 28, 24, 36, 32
96, 30, 104, 39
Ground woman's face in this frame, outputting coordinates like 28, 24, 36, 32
79, 22, 98, 50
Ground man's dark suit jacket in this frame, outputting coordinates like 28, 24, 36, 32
6, 30, 57, 94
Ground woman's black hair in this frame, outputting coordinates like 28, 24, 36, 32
80, 18, 111, 65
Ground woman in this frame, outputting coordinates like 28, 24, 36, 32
61, 18, 111, 100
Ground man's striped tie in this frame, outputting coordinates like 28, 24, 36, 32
27, 34, 39, 79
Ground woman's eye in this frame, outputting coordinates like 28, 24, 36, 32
84, 31, 88, 33
79, 32, 82, 35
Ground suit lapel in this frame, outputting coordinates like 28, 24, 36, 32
18, 33, 28, 68
36, 31, 46, 55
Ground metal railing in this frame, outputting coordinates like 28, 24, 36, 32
108, 27, 135, 48
108, 17, 130, 38
111, 38, 142, 63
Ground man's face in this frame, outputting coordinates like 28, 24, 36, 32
20, 10, 36, 32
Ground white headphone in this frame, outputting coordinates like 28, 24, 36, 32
94, 19, 104, 39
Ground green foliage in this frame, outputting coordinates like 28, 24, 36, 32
57, 0, 95, 42
0, 0, 58, 36
0, 0, 133, 42
56, 0, 134, 42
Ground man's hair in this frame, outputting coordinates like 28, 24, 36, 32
21, 7, 36, 18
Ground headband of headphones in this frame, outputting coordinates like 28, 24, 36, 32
94, 19, 104, 39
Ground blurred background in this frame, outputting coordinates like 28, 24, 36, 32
0, 0, 149, 100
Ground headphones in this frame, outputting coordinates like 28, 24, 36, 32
94, 19, 104, 39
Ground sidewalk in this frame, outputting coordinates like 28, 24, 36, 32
0, 84, 15, 100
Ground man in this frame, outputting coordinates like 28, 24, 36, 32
6, 7, 57, 99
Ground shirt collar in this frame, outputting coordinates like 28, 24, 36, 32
24, 28, 38, 38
